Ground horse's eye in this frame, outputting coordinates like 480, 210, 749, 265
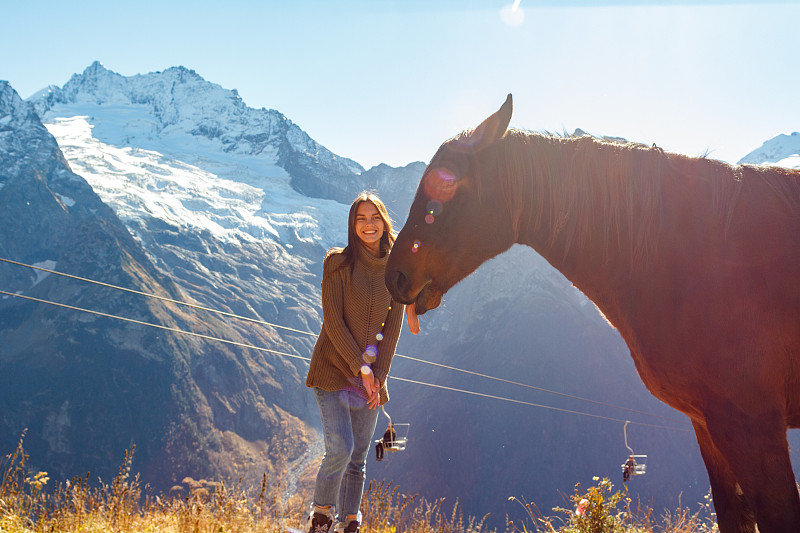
423, 168, 458, 203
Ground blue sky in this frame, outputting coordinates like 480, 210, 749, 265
2, 0, 798, 169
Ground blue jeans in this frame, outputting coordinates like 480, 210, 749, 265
312, 387, 380, 522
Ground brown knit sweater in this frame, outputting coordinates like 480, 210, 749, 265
305, 243, 404, 405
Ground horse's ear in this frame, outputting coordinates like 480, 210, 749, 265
469, 94, 513, 151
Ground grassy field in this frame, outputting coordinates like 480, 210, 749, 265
1, 434, 718, 533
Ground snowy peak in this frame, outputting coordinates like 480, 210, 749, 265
35, 61, 279, 141
29, 62, 367, 203
30, 61, 335, 163
67, 60, 127, 102
27, 84, 61, 105
738, 131, 800, 169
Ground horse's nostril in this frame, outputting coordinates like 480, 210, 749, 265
385, 269, 410, 300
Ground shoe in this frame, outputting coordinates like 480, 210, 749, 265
308, 511, 333, 533
334, 520, 360, 533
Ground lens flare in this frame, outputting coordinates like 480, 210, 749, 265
426, 200, 443, 216
376, 333, 384, 341
363, 344, 378, 364
412, 241, 420, 253
425, 214, 435, 224
423, 168, 457, 203
501, 1, 525, 26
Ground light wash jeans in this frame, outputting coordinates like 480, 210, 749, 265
312, 387, 380, 522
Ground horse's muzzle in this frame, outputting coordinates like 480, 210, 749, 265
385, 267, 415, 304
385, 268, 441, 315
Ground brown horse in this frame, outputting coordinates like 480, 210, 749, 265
385, 95, 800, 533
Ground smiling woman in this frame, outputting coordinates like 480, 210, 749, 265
354, 201, 385, 257
304, 192, 405, 533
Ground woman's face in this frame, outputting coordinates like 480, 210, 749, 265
355, 201, 385, 252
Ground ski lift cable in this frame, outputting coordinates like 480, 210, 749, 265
0, 289, 310, 362
392, 352, 686, 425
0, 256, 314, 337
0, 288, 688, 432
391, 376, 690, 432
0, 257, 688, 426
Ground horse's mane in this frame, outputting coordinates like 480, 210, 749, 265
475, 128, 799, 267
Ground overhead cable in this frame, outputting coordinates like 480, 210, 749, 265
0, 287, 688, 432
391, 376, 689, 431
0, 257, 312, 336
0, 256, 689, 427
0, 289, 308, 362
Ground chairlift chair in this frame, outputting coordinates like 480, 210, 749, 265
621, 421, 647, 482
375, 406, 410, 460
381, 423, 410, 452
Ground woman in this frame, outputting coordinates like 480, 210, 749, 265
305, 192, 404, 533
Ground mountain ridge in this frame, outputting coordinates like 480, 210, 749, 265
31, 61, 376, 205
738, 130, 800, 169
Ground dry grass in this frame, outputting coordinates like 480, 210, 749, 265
1, 433, 717, 533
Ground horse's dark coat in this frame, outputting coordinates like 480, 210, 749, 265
386, 95, 800, 533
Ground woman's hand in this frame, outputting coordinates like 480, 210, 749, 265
361, 371, 380, 409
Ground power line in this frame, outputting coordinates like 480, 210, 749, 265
0, 287, 687, 432
0, 256, 689, 428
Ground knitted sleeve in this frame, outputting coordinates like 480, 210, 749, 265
373, 300, 404, 385
320, 252, 364, 376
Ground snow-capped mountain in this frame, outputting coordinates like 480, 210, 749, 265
32, 64, 395, 346
33, 61, 368, 205
0, 79, 320, 492
31, 61, 357, 249
738, 131, 800, 169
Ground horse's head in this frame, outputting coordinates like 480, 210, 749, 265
386, 94, 517, 316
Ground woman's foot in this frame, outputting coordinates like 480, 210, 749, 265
334, 520, 359, 533
308, 510, 333, 533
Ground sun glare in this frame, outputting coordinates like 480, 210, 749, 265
501, 0, 525, 27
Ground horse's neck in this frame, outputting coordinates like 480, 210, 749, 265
511, 138, 648, 294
